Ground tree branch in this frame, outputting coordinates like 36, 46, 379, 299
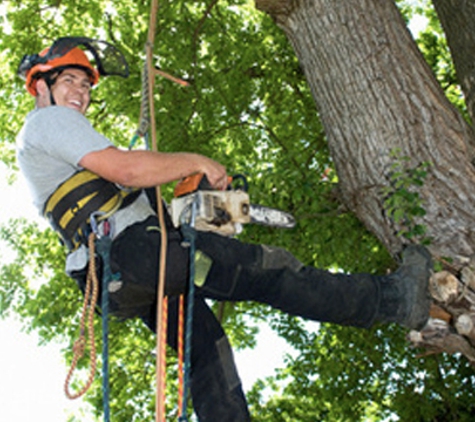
432, 0, 475, 123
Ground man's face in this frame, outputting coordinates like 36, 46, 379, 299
49, 68, 92, 115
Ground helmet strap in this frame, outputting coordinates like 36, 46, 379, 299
43, 71, 61, 106
48, 90, 57, 106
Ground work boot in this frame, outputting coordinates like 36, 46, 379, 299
377, 245, 432, 330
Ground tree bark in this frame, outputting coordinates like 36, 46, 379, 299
256, 0, 475, 268
432, 0, 475, 124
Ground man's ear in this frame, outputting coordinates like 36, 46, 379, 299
35, 78, 54, 108
35, 79, 49, 97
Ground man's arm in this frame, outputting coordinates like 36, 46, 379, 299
79, 146, 229, 190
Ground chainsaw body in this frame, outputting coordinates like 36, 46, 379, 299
170, 173, 295, 236
171, 190, 251, 236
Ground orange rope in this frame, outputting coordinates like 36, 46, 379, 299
159, 296, 169, 414
64, 233, 99, 400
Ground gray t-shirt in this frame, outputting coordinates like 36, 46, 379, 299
17, 105, 156, 273
17, 105, 113, 211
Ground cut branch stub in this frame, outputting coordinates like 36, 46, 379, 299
429, 270, 460, 303
410, 270, 475, 365
455, 314, 475, 341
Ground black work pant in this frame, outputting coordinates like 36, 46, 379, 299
98, 216, 380, 421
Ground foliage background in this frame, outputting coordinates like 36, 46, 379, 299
1, 0, 474, 420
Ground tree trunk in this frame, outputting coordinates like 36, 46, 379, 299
256, 0, 475, 268
255, 0, 475, 362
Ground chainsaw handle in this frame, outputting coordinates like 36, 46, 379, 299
174, 173, 247, 197
174, 173, 232, 197
229, 174, 248, 192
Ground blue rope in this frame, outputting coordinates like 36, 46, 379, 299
179, 224, 196, 421
179, 201, 198, 421
96, 235, 113, 422
129, 132, 150, 151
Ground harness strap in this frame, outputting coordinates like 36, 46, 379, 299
43, 170, 140, 250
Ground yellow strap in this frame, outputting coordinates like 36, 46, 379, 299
43, 170, 137, 250
44, 170, 100, 215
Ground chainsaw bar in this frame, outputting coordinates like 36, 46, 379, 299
249, 204, 296, 228
170, 190, 296, 236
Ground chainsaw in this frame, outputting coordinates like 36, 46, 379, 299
170, 173, 296, 236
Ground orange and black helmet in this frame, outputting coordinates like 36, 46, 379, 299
24, 46, 100, 96
18, 37, 129, 96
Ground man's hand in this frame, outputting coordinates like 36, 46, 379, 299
195, 156, 228, 190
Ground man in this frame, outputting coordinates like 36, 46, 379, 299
17, 38, 432, 421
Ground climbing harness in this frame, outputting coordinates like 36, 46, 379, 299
43, 170, 140, 251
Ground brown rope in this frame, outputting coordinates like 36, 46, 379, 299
142, 1, 170, 420
138, 2, 190, 419
64, 233, 99, 400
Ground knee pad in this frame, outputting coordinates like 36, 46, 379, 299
261, 244, 304, 272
